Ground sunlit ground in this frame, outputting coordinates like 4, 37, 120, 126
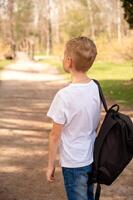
0, 55, 132, 200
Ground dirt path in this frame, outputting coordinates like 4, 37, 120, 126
0, 54, 133, 200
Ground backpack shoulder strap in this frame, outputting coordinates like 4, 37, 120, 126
95, 183, 101, 200
93, 79, 108, 113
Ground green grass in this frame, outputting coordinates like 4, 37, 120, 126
41, 58, 133, 107
99, 80, 133, 107
89, 61, 133, 81
88, 61, 133, 107
41, 58, 65, 73
0, 60, 13, 70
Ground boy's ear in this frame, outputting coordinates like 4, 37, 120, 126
67, 57, 73, 68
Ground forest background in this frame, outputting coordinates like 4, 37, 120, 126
0, 0, 133, 107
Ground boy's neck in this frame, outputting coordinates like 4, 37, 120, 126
71, 71, 91, 83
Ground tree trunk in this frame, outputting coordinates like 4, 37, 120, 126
8, 0, 14, 41
117, 0, 122, 42
46, 0, 52, 55
8, 0, 16, 58
87, 0, 95, 40
55, 7, 60, 44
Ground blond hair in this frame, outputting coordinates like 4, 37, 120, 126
65, 37, 97, 72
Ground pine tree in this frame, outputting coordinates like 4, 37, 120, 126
120, 0, 133, 28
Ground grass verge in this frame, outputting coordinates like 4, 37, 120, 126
41, 57, 133, 108
0, 60, 13, 70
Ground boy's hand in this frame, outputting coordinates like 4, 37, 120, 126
46, 166, 55, 182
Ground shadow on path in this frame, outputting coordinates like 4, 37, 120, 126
0, 56, 132, 200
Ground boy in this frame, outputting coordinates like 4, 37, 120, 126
46, 37, 102, 200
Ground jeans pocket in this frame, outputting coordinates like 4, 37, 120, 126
62, 168, 75, 187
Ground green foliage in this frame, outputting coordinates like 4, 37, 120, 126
78, 0, 88, 7
64, 8, 87, 38
14, 0, 34, 40
0, 0, 132, 54
120, 0, 133, 28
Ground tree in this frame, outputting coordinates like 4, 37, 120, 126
8, 0, 14, 37
87, 0, 95, 40
120, 0, 133, 28
14, 0, 34, 40
0, 0, 132, 55
117, 0, 122, 42
46, 0, 52, 54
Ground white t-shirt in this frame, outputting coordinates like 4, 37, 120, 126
47, 79, 102, 168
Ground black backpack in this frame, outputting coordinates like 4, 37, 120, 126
92, 79, 133, 200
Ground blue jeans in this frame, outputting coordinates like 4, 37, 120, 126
62, 164, 94, 200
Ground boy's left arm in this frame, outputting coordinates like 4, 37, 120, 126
46, 121, 63, 182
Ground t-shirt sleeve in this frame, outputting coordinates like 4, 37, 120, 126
46, 92, 67, 124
